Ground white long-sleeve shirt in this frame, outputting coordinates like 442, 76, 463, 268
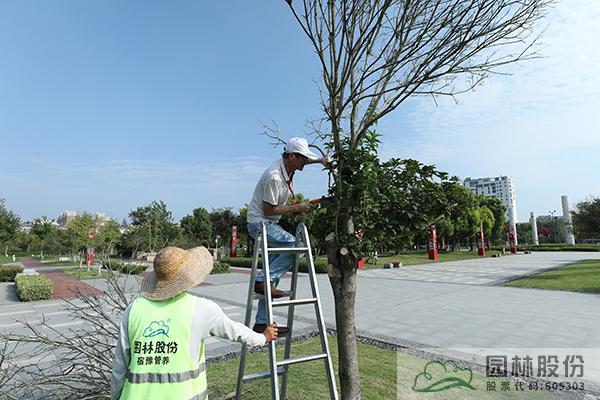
111, 295, 265, 399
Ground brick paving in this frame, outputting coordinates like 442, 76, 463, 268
21, 257, 103, 299
39, 270, 103, 299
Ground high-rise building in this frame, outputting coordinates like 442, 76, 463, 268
57, 210, 78, 227
463, 176, 518, 224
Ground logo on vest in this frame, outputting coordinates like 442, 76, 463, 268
143, 320, 170, 338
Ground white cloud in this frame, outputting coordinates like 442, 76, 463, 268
379, 0, 600, 221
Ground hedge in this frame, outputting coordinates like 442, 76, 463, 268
15, 275, 54, 301
222, 257, 327, 274
222, 257, 253, 268
0, 265, 24, 282
102, 261, 148, 275
211, 262, 230, 274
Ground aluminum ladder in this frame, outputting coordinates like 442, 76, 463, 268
235, 222, 338, 400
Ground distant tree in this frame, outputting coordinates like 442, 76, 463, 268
209, 208, 237, 248
516, 222, 533, 245
573, 196, 600, 239
11, 231, 32, 254
126, 201, 180, 253
180, 207, 213, 247
479, 206, 495, 244
478, 197, 507, 243
0, 199, 20, 257
537, 218, 565, 243
237, 206, 253, 257
66, 213, 97, 254
96, 220, 122, 259
437, 183, 479, 250
31, 217, 61, 257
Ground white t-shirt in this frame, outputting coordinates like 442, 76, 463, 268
247, 159, 291, 224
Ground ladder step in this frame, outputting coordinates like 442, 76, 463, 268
277, 353, 328, 367
272, 297, 317, 307
242, 367, 286, 382
266, 247, 309, 254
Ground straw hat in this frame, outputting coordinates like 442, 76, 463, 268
140, 246, 213, 301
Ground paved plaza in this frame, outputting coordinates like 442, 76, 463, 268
2, 251, 600, 395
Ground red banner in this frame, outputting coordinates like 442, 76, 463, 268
477, 223, 486, 256
427, 226, 438, 261
230, 226, 238, 258
509, 233, 517, 254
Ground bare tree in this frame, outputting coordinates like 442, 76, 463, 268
0, 270, 132, 399
280, 1, 551, 398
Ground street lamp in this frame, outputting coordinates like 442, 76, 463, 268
214, 235, 221, 260
549, 210, 557, 243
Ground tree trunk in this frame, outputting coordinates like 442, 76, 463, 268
330, 266, 360, 399
326, 232, 361, 399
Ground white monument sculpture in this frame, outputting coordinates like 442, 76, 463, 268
530, 212, 539, 245
561, 195, 575, 245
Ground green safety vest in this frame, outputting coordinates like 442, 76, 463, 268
120, 292, 207, 400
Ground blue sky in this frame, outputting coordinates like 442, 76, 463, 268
0, 1, 598, 223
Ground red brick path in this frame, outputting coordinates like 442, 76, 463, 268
21, 257, 103, 299
39, 270, 103, 299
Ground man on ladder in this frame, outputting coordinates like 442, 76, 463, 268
246, 137, 330, 335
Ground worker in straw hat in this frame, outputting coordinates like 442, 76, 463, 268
247, 137, 331, 335
111, 246, 278, 400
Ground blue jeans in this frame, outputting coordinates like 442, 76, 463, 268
247, 222, 296, 325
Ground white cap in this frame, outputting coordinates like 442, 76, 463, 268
284, 137, 320, 161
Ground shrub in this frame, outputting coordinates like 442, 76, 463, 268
222, 257, 253, 268
299, 258, 328, 274
15, 275, 53, 302
211, 262, 230, 274
0, 265, 24, 282
102, 260, 148, 275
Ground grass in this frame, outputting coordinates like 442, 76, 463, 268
362, 250, 503, 269
59, 268, 112, 280
504, 260, 600, 293
43, 261, 79, 267
0, 255, 18, 263
207, 336, 560, 400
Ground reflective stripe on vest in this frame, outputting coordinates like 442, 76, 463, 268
120, 292, 207, 400
126, 362, 205, 384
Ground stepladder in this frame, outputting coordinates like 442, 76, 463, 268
235, 222, 338, 400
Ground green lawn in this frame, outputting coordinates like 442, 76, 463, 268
207, 336, 560, 400
59, 268, 112, 280
504, 260, 600, 293
363, 250, 503, 269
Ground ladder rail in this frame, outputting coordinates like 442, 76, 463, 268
279, 229, 302, 399
299, 223, 339, 400
235, 232, 262, 400
261, 223, 281, 400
